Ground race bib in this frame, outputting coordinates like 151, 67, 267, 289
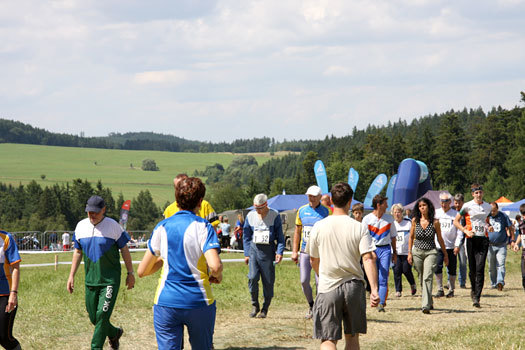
303, 226, 312, 242
254, 230, 270, 245
396, 233, 404, 244
440, 220, 452, 232
472, 224, 485, 236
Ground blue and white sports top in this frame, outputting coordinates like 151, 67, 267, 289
0, 231, 21, 296
148, 210, 221, 309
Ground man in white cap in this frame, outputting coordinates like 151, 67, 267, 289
292, 185, 331, 319
243, 194, 285, 318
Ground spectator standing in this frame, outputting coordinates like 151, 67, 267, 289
487, 202, 514, 291
362, 195, 397, 312
434, 192, 461, 298
243, 194, 285, 318
138, 177, 222, 350
306, 182, 379, 350
62, 231, 70, 251
408, 198, 448, 314
219, 217, 231, 249
291, 185, 330, 319
67, 195, 135, 350
391, 203, 417, 297
232, 213, 244, 250
453, 184, 492, 308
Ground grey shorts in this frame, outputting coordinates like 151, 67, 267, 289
313, 279, 366, 340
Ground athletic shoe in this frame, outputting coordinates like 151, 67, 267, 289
435, 290, 445, 298
460, 284, 467, 289
305, 307, 313, 320
395, 291, 402, 297
378, 304, 385, 312
257, 309, 268, 318
249, 306, 260, 318
497, 283, 504, 291
411, 285, 417, 296
473, 301, 481, 308
444, 284, 449, 290
422, 308, 430, 314
109, 327, 123, 350
446, 290, 454, 298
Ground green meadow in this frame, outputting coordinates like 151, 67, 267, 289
0, 143, 276, 206
16, 250, 525, 349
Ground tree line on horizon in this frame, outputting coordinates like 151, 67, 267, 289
0, 179, 162, 233
1, 92, 524, 222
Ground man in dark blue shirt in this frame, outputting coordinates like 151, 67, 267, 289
487, 202, 514, 291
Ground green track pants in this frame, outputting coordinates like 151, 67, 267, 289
85, 283, 120, 350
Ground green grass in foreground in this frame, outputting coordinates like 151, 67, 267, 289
0, 143, 278, 205
17, 250, 525, 349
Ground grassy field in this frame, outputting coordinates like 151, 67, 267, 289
16, 249, 525, 349
0, 143, 283, 206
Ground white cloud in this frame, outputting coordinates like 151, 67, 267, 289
1, 0, 524, 141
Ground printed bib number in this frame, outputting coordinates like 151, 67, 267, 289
254, 230, 270, 245
396, 233, 404, 244
473, 225, 485, 236
440, 220, 452, 232
303, 226, 312, 242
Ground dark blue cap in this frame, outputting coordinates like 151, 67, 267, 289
85, 195, 105, 213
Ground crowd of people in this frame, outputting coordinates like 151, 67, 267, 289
2, 174, 524, 350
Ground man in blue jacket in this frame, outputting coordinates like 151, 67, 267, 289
244, 193, 285, 318
487, 201, 514, 291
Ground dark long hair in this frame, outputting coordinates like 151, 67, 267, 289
413, 197, 435, 224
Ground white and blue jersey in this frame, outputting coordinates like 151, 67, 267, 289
73, 217, 130, 286
295, 204, 330, 252
148, 210, 221, 309
243, 209, 285, 257
0, 231, 21, 296
363, 213, 397, 247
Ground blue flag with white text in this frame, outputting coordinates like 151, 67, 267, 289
363, 174, 388, 208
314, 160, 329, 194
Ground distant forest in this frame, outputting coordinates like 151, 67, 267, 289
1, 92, 524, 223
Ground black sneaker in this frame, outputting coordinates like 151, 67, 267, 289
435, 290, 445, 298
460, 284, 467, 289
109, 327, 123, 350
422, 308, 430, 314
446, 290, 454, 298
257, 309, 268, 318
378, 304, 385, 312
249, 306, 260, 318
473, 299, 481, 308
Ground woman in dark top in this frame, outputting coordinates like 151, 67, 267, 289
407, 198, 448, 314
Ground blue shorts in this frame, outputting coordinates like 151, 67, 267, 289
153, 302, 216, 350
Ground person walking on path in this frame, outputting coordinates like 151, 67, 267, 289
0, 229, 21, 350
408, 197, 448, 314
512, 203, 525, 291
243, 194, 285, 318
306, 182, 379, 350
453, 184, 492, 308
138, 177, 222, 350
67, 195, 135, 350
434, 192, 461, 298
454, 194, 468, 289
391, 203, 417, 297
362, 195, 397, 312
291, 185, 330, 319
487, 202, 514, 291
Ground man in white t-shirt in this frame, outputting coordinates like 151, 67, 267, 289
453, 184, 492, 308
306, 183, 379, 350
434, 192, 461, 298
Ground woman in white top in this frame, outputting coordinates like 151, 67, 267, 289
391, 203, 416, 297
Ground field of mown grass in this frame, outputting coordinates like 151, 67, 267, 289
0, 143, 281, 206
16, 249, 525, 349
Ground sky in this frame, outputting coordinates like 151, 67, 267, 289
1, 0, 525, 142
